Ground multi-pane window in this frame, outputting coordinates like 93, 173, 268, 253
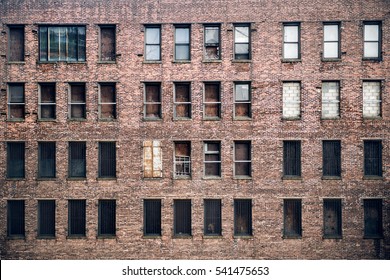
203, 82, 221, 119
363, 22, 381, 60
204, 25, 220, 60
364, 140, 382, 177
234, 141, 251, 178
234, 82, 251, 119
234, 199, 252, 236
69, 84, 86, 119
234, 24, 250, 60
8, 25, 24, 62
283, 23, 300, 59
143, 199, 162, 236
283, 82, 301, 119
145, 26, 161, 61
174, 142, 191, 178
322, 81, 340, 119
68, 142, 86, 178
322, 140, 341, 177
323, 199, 342, 238
144, 83, 161, 119
283, 141, 301, 177
38, 200, 55, 238
174, 199, 192, 236
174, 25, 190, 61
143, 140, 162, 178
39, 26, 86, 62
204, 141, 221, 178
98, 142, 116, 178
99, 83, 116, 120
204, 199, 222, 236
7, 200, 25, 238
99, 25, 116, 61
283, 199, 302, 238
8, 83, 25, 120
363, 199, 383, 238
68, 200, 86, 237
98, 200, 116, 236
38, 142, 56, 178
363, 81, 381, 118
174, 83, 191, 119
39, 83, 56, 120
7, 142, 25, 179
323, 23, 340, 59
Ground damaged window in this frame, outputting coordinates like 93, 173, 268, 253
283, 199, 302, 238
68, 142, 86, 178
7, 200, 25, 238
204, 199, 222, 236
8, 83, 25, 120
7, 142, 25, 179
204, 141, 221, 178
283, 23, 300, 59
99, 142, 116, 178
322, 140, 341, 177
234, 199, 252, 236
38, 142, 56, 178
203, 82, 221, 119
174, 141, 191, 178
323, 199, 342, 238
204, 25, 220, 60
39, 83, 56, 120
144, 83, 161, 119
38, 200, 55, 238
98, 200, 116, 236
144, 199, 161, 236
69, 84, 86, 120
100, 25, 116, 61
174, 199, 191, 236
234, 82, 251, 119
234, 141, 251, 178
364, 199, 383, 238
99, 83, 116, 120
234, 24, 250, 60
145, 26, 161, 61
175, 25, 190, 61
8, 25, 24, 62
68, 200, 86, 237
143, 140, 162, 178
174, 83, 191, 119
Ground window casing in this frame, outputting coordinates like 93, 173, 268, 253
8, 83, 25, 120
323, 23, 340, 59
174, 199, 191, 236
99, 83, 116, 120
282, 82, 301, 119
98, 142, 116, 178
7, 200, 25, 238
68, 83, 86, 120
145, 26, 161, 61
68, 200, 86, 237
323, 199, 342, 238
8, 25, 24, 62
283, 23, 300, 59
234, 199, 252, 236
98, 200, 116, 236
363, 199, 383, 238
143, 140, 162, 178
322, 140, 341, 178
99, 25, 116, 62
144, 83, 162, 119
174, 25, 190, 61
234, 24, 250, 60
38, 200, 55, 238
283, 141, 301, 178
364, 140, 382, 177
203, 82, 221, 119
174, 142, 191, 178
363, 81, 381, 118
143, 199, 162, 236
204, 25, 220, 60
204, 199, 222, 236
39, 83, 56, 120
39, 26, 86, 62
234, 82, 251, 119
322, 81, 340, 119
7, 142, 25, 179
363, 22, 381, 60
68, 141, 86, 178
283, 199, 302, 238
234, 141, 251, 178
38, 142, 56, 178
174, 83, 191, 119
204, 141, 221, 178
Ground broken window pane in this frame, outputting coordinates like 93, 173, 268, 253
234, 199, 252, 236
100, 26, 116, 61
38, 142, 56, 178
9, 26, 24, 61
323, 199, 342, 238
284, 199, 302, 237
234, 83, 251, 118
174, 142, 191, 177
69, 142, 86, 178
174, 200, 191, 236
234, 25, 250, 59
8, 84, 25, 120
234, 141, 251, 177
39, 83, 56, 120
7, 142, 25, 178
204, 141, 221, 177
99, 84, 116, 119
144, 199, 161, 236
144, 83, 161, 119
69, 84, 86, 119
204, 26, 220, 59
204, 199, 222, 235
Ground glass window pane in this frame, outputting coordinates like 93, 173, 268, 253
205, 27, 219, 44
10, 85, 24, 102
59, 27, 66, 60
284, 26, 298, 42
67, 27, 78, 61
48, 27, 59, 61
235, 26, 249, 43
364, 24, 379, 41
146, 28, 160, 44
77, 27, 86, 61
324, 25, 338, 41
324, 42, 338, 58
145, 45, 160, 60
175, 28, 189, 44
235, 84, 249, 101
39, 27, 48, 61
284, 44, 298, 59
175, 45, 190, 60
364, 42, 379, 57
235, 43, 249, 54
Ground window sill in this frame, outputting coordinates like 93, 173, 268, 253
172, 60, 191, 63
231, 59, 251, 63
202, 59, 222, 63
283, 235, 302, 239
68, 118, 87, 122
6, 119, 25, 122
8, 61, 26, 64
6, 178, 26, 181
67, 236, 87, 239
321, 58, 341, 62
202, 176, 222, 180
203, 117, 221, 121
37, 236, 56, 239
143, 61, 162, 64
282, 117, 301, 121
323, 235, 342, 239
97, 61, 116, 64
281, 59, 302, 63
363, 176, 383, 180
233, 117, 252, 121
38, 61, 86, 64
203, 235, 223, 239
143, 177, 163, 180
362, 58, 382, 62
321, 176, 341, 180
234, 176, 252, 180
173, 234, 192, 239
234, 235, 253, 239
67, 177, 87, 181
97, 235, 116, 239
174, 176, 191, 180
173, 117, 192, 121
282, 176, 302, 180
99, 118, 117, 122
7, 236, 26, 240
363, 235, 383, 239
37, 119, 57, 122
143, 118, 163, 121
363, 117, 382, 120
97, 177, 117, 181
321, 117, 340, 120
143, 235, 162, 239
37, 178, 57, 181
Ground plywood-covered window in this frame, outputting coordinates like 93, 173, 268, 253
174, 141, 191, 178
234, 199, 252, 236
364, 199, 383, 238
234, 82, 251, 119
69, 84, 86, 119
234, 141, 251, 178
98, 200, 116, 236
204, 141, 221, 178
174, 199, 191, 236
144, 83, 161, 119
322, 140, 341, 177
7, 142, 25, 179
143, 199, 161, 236
283, 140, 301, 178
8, 25, 24, 62
38, 200, 55, 238
8, 83, 25, 120
100, 25, 116, 61
98, 142, 116, 178
7, 200, 25, 238
364, 140, 382, 177
323, 199, 342, 238
68, 141, 86, 178
283, 199, 302, 238
174, 83, 191, 119
143, 140, 162, 178
203, 82, 221, 119
204, 199, 222, 236
68, 200, 86, 237
39, 83, 56, 120
99, 83, 116, 120
204, 25, 220, 60
38, 142, 56, 178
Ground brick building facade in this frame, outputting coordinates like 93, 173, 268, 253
0, 0, 389, 259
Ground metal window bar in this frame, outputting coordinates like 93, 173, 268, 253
69, 142, 86, 178
234, 199, 252, 236
283, 199, 302, 237
7, 200, 25, 237
68, 200, 86, 236
38, 200, 55, 237
364, 199, 383, 238
7, 142, 25, 178
174, 200, 191, 236
144, 199, 161, 236
99, 142, 116, 178
204, 199, 222, 235
175, 156, 191, 176
38, 142, 56, 178
323, 199, 342, 238
364, 140, 382, 176
323, 140, 341, 177
99, 200, 116, 236
283, 141, 301, 176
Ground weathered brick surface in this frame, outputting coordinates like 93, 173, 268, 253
0, 0, 389, 259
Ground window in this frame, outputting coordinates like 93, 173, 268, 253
7, 200, 25, 238
99, 83, 116, 120
39, 26, 86, 62
174, 141, 191, 178
204, 199, 222, 236
322, 81, 340, 119
363, 22, 381, 60
323, 199, 342, 238
323, 140, 341, 177
8, 25, 24, 62
7, 142, 25, 179
234, 141, 251, 178
38, 142, 56, 178
99, 25, 116, 61
145, 25, 161, 61
68, 142, 86, 178
234, 199, 252, 236
174, 199, 191, 236
68, 200, 86, 237
363, 81, 381, 118
98, 200, 116, 236
68, 84, 86, 120
203, 82, 221, 119
234, 82, 251, 119
283, 141, 301, 178
144, 83, 161, 119
364, 140, 382, 177
323, 23, 340, 59
143, 199, 161, 236
38, 200, 55, 238
234, 24, 250, 60
283, 82, 300, 119
98, 142, 116, 178
39, 83, 56, 120
283, 199, 302, 238
283, 23, 300, 59
174, 83, 191, 119
363, 199, 383, 238
143, 140, 162, 178
7, 83, 25, 120
204, 25, 220, 60
204, 141, 221, 177
174, 25, 190, 61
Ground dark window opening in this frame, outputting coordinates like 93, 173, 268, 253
234, 24, 250, 60
364, 140, 382, 177
323, 140, 341, 177
323, 199, 342, 238
145, 26, 161, 61
69, 84, 86, 119
7, 200, 25, 238
98, 200, 116, 236
68, 200, 86, 236
144, 83, 161, 119
38, 142, 56, 178
204, 83, 221, 119
174, 200, 191, 236
284, 199, 302, 238
9, 26, 24, 61
204, 25, 220, 60
234, 141, 251, 177
283, 141, 301, 177
7, 142, 25, 178
234, 199, 252, 236
69, 142, 86, 178
38, 200, 55, 238
8, 83, 25, 120
364, 199, 383, 238
174, 83, 191, 119
204, 199, 222, 236
39, 83, 56, 120
234, 83, 251, 118
204, 141, 221, 177
175, 25, 190, 61
99, 142, 116, 178
99, 84, 116, 120
100, 26, 116, 61
174, 142, 191, 177
144, 199, 161, 236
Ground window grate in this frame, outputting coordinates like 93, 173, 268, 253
38, 200, 55, 237
174, 200, 191, 236
323, 140, 341, 177
323, 199, 342, 238
283, 199, 302, 237
99, 142, 116, 178
364, 199, 383, 238
68, 200, 86, 236
99, 200, 116, 236
234, 199, 252, 236
204, 199, 222, 235
144, 199, 161, 236
364, 140, 382, 177
283, 141, 301, 177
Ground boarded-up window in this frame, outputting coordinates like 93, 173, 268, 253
204, 199, 222, 236
364, 140, 382, 177
283, 199, 302, 238
8, 83, 25, 120
234, 24, 250, 60
234, 199, 252, 236
69, 142, 86, 178
39, 83, 56, 120
323, 199, 342, 238
68, 200, 86, 236
38, 142, 56, 178
363, 81, 381, 118
204, 141, 221, 177
143, 140, 162, 178
234, 83, 251, 118
144, 83, 161, 119
7, 200, 25, 238
145, 26, 161, 61
174, 199, 191, 236
204, 83, 221, 119
174, 142, 191, 177
99, 142, 116, 178
204, 25, 220, 60
323, 140, 341, 177
175, 25, 190, 61
234, 141, 251, 177
174, 83, 191, 119
364, 199, 383, 238
9, 26, 24, 61
322, 81, 340, 119
69, 84, 86, 119
100, 26, 116, 61
99, 83, 116, 120
38, 200, 55, 238
283, 82, 301, 119
283, 141, 301, 177
98, 200, 116, 236
7, 142, 25, 178
144, 199, 161, 236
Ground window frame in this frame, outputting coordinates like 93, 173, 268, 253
283, 199, 302, 238
143, 199, 162, 237
204, 199, 222, 236
233, 23, 251, 60
98, 141, 116, 179
204, 24, 221, 60
203, 141, 222, 178
363, 21, 382, 60
234, 199, 252, 237
173, 82, 191, 120
98, 83, 117, 120
173, 199, 192, 237
38, 141, 56, 179
37, 200, 56, 238
233, 141, 252, 178
234, 82, 251, 119
363, 199, 383, 239
98, 199, 116, 237
363, 140, 382, 178
144, 82, 162, 120
323, 199, 342, 238
7, 200, 25, 238
322, 140, 341, 178
99, 25, 116, 62
7, 142, 25, 179
38, 83, 56, 120
7, 83, 25, 121
174, 25, 191, 61
283, 140, 301, 178
323, 22, 341, 60
68, 83, 86, 120
144, 25, 161, 61
282, 22, 301, 60
174, 141, 191, 179
8, 25, 25, 62
68, 199, 86, 237
203, 82, 221, 120
68, 141, 87, 179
